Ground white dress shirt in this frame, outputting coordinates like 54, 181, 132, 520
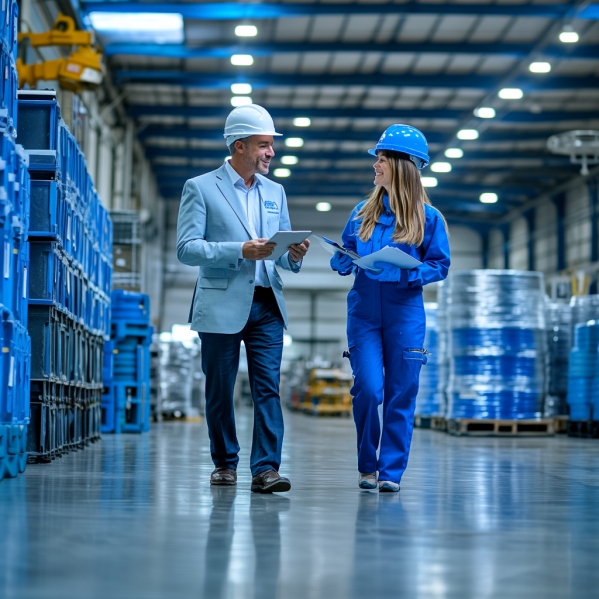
225, 160, 270, 287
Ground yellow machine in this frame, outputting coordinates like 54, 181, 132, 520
17, 13, 104, 92
299, 368, 353, 416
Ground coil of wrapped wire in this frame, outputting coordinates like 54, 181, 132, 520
436, 281, 449, 416
415, 303, 442, 416
545, 300, 571, 416
446, 270, 546, 420
567, 321, 599, 421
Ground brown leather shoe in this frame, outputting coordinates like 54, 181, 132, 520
251, 469, 291, 494
210, 467, 237, 486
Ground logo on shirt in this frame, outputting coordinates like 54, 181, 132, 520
263, 200, 279, 215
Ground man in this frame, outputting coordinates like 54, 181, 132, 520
177, 104, 310, 493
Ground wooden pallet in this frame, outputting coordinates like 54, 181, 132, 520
554, 415, 569, 434
414, 415, 447, 431
447, 418, 555, 437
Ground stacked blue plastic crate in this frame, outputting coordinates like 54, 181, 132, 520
0, 0, 31, 480
17, 89, 113, 462
102, 291, 153, 433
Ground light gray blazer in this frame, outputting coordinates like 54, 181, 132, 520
176, 163, 301, 334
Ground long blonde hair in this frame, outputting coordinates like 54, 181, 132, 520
356, 150, 443, 246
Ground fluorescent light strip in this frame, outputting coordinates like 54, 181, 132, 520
231, 96, 252, 107
235, 25, 258, 37
231, 54, 254, 66
231, 83, 252, 94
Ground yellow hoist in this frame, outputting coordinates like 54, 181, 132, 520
17, 13, 104, 92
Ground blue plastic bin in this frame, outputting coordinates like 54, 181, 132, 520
0, 307, 31, 427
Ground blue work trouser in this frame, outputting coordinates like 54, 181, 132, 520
200, 288, 285, 476
347, 271, 427, 484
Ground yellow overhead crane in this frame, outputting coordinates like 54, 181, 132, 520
17, 13, 104, 92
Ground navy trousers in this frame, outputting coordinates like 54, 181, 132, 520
347, 271, 427, 484
200, 288, 285, 477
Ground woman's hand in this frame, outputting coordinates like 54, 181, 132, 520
364, 262, 408, 285
330, 251, 354, 275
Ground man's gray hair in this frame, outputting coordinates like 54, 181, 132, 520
228, 137, 249, 156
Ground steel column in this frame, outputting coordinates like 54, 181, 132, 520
552, 193, 567, 272
524, 209, 536, 272
501, 224, 510, 270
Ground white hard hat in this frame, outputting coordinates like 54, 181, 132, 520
223, 104, 282, 147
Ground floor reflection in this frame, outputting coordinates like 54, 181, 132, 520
250, 493, 289, 599
203, 487, 237, 598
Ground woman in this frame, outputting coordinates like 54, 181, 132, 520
330, 124, 450, 492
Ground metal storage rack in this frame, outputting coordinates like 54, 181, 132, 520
110, 209, 142, 291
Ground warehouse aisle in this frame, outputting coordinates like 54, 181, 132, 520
1, 409, 598, 599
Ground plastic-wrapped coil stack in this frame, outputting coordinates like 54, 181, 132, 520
570, 295, 599, 330
447, 270, 546, 420
545, 300, 571, 416
436, 280, 449, 416
567, 321, 599, 422
415, 303, 442, 416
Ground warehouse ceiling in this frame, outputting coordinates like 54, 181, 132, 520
82, 0, 599, 227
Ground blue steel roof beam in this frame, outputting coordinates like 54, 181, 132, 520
150, 164, 575, 189
102, 41, 599, 61
126, 105, 599, 126
145, 149, 574, 167
137, 126, 562, 144
114, 70, 599, 92
81, 2, 585, 20
426, 0, 597, 169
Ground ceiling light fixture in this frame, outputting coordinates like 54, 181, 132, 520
457, 129, 479, 140
293, 117, 311, 127
285, 138, 304, 148
445, 148, 464, 159
559, 26, 579, 44
480, 192, 498, 204
235, 25, 258, 37
430, 162, 452, 173
231, 54, 254, 66
421, 177, 438, 188
498, 88, 523, 100
231, 96, 252, 107
474, 107, 496, 119
529, 62, 551, 74
231, 83, 252, 94
88, 12, 184, 43
316, 202, 332, 212
273, 168, 291, 178
281, 156, 298, 165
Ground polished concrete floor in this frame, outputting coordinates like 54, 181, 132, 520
1, 407, 598, 599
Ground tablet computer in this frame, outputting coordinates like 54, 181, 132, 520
265, 231, 312, 260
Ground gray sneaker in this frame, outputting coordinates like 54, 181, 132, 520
379, 480, 400, 493
358, 472, 378, 489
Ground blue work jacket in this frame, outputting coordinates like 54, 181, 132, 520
341, 196, 451, 288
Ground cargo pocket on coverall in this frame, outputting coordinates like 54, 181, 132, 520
403, 348, 428, 398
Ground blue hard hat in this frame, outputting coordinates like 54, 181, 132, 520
368, 124, 429, 170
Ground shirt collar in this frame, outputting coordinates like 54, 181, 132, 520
225, 160, 262, 190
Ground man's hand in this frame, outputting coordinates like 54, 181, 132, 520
288, 238, 310, 262
242, 238, 276, 260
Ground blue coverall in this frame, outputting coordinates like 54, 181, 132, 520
335, 196, 451, 484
